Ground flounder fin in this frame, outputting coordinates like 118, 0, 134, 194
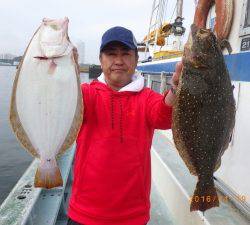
219, 39, 232, 54
34, 158, 63, 189
190, 176, 219, 212
214, 159, 221, 172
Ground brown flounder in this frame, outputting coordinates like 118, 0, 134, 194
172, 24, 236, 212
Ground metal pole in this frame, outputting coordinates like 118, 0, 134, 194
145, 0, 156, 58
147, 74, 152, 88
176, 0, 183, 18
160, 71, 167, 94
174, 0, 184, 50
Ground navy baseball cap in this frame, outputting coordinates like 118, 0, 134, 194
100, 26, 137, 52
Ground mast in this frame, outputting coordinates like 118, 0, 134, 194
172, 0, 185, 50
177, 0, 183, 18
144, 0, 167, 59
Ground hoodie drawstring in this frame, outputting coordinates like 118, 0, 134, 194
111, 93, 114, 129
110, 93, 124, 143
118, 96, 123, 143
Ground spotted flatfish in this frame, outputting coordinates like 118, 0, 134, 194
172, 24, 236, 212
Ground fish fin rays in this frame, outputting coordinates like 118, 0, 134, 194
34, 159, 63, 189
214, 159, 221, 172
172, 128, 198, 176
190, 177, 219, 212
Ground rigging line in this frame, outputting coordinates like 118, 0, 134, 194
170, 1, 177, 23
159, 0, 166, 26
163, 0, 169, 22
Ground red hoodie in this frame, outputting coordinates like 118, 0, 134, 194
68, 80, 172, 225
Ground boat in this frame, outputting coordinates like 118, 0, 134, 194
0, 0, 250, 224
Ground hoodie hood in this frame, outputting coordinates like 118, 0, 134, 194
97, 71, 144, 92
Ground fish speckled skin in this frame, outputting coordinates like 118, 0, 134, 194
172, 24, 236, 212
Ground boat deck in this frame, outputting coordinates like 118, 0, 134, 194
151, 130, 250, 225
0, 131, 249, 225
55, 182, 175, 225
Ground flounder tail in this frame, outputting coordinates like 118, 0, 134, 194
34, 157, 63, 189
190, 176, 219, 212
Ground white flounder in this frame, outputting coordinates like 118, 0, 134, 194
9, 17, 83, 189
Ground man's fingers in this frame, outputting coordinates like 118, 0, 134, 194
172, 72, 177, 80
171, 61, 183, 87
172, 72, 180, 86
175, 61, 183, 74
172, 73, 179, 87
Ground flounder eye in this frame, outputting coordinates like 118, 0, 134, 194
50, 24, 59, 30
198, 29, 211, 39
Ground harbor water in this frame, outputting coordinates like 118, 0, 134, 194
0, 66, 89, 204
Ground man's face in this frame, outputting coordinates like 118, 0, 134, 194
99, 42, 138, 89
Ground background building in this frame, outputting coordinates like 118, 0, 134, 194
0, 53, 17, 60
76, 41, 85, 65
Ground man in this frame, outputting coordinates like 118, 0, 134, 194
67, 26, 182, 225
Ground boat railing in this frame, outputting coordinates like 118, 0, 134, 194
140, 71, 173, 93
0, 145, 75, 225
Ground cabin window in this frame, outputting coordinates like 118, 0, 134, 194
245, 0, 250, 27
240, 0, 250, 36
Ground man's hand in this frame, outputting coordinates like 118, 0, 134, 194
172, 61, 182, 90
164, 61, 183, 106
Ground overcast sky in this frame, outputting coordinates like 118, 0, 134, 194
0, 0, 195, 64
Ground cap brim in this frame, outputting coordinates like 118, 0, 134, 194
100, 40, 136, 51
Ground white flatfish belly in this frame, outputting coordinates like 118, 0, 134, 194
16, 40, 77, 160
9, 17, 83, 189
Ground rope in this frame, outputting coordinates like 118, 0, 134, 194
170, 1, 177, 23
